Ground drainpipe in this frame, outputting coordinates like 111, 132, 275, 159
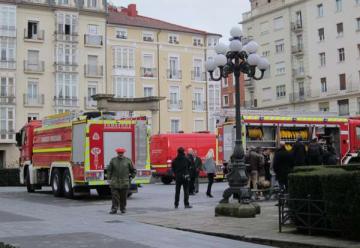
156, 30, 161, 134
204, 34, 209, 131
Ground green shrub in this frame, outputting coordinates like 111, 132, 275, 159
288, 166, 360, 240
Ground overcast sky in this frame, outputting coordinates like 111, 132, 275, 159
110, 0, 251, 42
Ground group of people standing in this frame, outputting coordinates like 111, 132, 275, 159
171, 147, 217, 208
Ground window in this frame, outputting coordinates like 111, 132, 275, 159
319, 52, 326, 67
143, 86, 153, 97
319, 102, 329, 112
295, 11, 302, 28
55, 73, 78, 101
169, 34, 179, 44
0, 76, 14, 100
168, 56, 180, 79
262, 87, 272, 102
142, 53, 154, 77
357, 18, 360, 31
275, 39, 284, 53
338, 48, 345, 62
335, 0, 342, 12
87, 55, 98, 75
56, 44, 76, 65
273, 16, 284, 30
86, 0, 97, 8
0, 106, 15, 140
193, 58, 203, 80
0, 39, 15, 66
296, 35, 303, 49
318, 28, 325, 41
298, 82, 305, 97
321, 77, 327, 92
87, 83, 97, 101
192, 88, 204, 111
275, 61, 285, 75
169, 86, 181, 110
208, 84, 220, 112
262, 50, 270, 57
87, 24, 98, 35
276, 85, 286, 98
27, 80, 39, 104
143, 32, 154, 42
194, 119, 204, 132
358, 44, 360, 57
338, 99, 349, 116
170, 119, 180, 133
339, 73, 346, 90
27, 50, 39, 67
116, 28, 127, 39
317, 4, 324, 17
113, 47, 135, 69
223, 95, 229, 106
27, 113, 39, 122
0, 5, 16, 37
27, 21, 38, 39
56, 12, 77, 35
113, 77, 135, 98
337, 23, 343, 36
260, 21, 269, 35
193, 37, 202, 46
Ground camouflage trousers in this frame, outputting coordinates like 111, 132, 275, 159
111, 188, 128, 212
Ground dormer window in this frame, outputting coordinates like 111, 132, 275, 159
169, 34, 179, 44
116, 28, 127, 39
193, 37, 202, 47
143, 32, 154, 42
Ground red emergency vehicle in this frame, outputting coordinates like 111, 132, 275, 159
16, 112, 151, 198
150, 133, 223, 184
217, 113, 360, 167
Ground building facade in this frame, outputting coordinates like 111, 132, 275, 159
242, 0, 360, 116
0, 0, 107, 168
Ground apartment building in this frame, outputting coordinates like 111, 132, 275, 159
0, 0, 106, 168
241, 0, 360, 116
106, 4, 221, 134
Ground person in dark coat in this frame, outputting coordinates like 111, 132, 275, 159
273, 142, 294, 192
307, 138, 323, 165
292, 136, 307, 166
262, 148, 272, 182
187, 148, 196, 195
193, 150, 202, 193
323, 142, 338, 165
172, 147, 192, 209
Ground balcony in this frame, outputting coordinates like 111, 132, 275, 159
0, 27, 16, 38
53, 96, 79, 107
291, 45, 304, 55
55, 61, 78, 72
244, 100, 256, 109
292, 68, 305, 79
291, 22, 303, 32
167, 100, 183, 111
0, 86, 15, 105
244, 80, 255, 88
192, 101, 206, 112
24, 29, 44, 42
84, 65, 103, 77
24, 61, 45, 74
23, 94, 44, 107
0, 128, 15, 141
84, 34, 103, 47
0, 60, 16, 70
54, 31, 78, 43
84, 97, 97, 109
289, 91, 312, 103
167, 69, 182, 80
191, 71, 206, 82
140, 67, 157, 78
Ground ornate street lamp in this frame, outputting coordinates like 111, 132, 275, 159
206, 27, 269, 206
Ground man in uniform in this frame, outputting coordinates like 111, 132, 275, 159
107, 147, 136, 214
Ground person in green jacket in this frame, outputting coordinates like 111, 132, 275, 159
107, 147, 136, 214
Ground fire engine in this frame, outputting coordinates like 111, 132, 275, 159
150, 133, 224, 184
16, 111, 151, 198
217, 110, 360, 167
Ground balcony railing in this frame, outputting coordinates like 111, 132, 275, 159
0, 86, 16, 105
24, 61, 45, 73
54, 31, 78, 43
192, 101, 206, 111
244, 80, 254, 88
21, 0, 48, 4
84, 34, 103, 46
191, 71, 206, 81
24, 29, 44, 41
291, 22, 303, 32
55, 61, 78, 72
143, 36, 154, 42
140, 67, 157, 78
0, 60, 16, 70
84, 65, 103, 77
292, 68, 305, 79
84, 97, 97, 109
167, 100, 183, 110
167, 69, 182, 80
291, 45, 303, 54
0, 27, 16, 37
53, 96, 79, 107
23, 94, 44, 107
289, 91, 312, 103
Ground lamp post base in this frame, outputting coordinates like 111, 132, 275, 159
215, 202, 260, 218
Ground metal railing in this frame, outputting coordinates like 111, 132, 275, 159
0, 60, 16, 70
23, 94, 44, 106
0, 86, 15, 105
291, 22, 303, 32
167, 100, 183, 110
84, 34, 103, 46
192, 101, 206, 111
84, 65, 103, 77
143, 36, 154, 42
21, 0, 47, 4
289, 91, 312, 102
291, 45, 303, 54
54, 31, 78, 43
84, 97, 97, 109
191, 71, 206, 81
24, 29, 44, 41
140, 67, 157, 78
167, 69, 182, 80
0, 27, 16, 37
24, 61, 45, 73
292, 68, 305, 79
53, 96, 79, 107
54, 61, 78, 72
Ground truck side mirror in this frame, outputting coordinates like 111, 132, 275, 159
15, 132, 22, 147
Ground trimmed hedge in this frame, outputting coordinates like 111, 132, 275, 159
288, 165, 360, 240
0, 169, 21, 187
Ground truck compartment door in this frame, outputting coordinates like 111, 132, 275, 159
103, 132, 132, 168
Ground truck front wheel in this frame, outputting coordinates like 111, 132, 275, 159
26, 168, 35, 193
161, 176, 173, 185
63, 169, 74, 198
51, 168, 63, 197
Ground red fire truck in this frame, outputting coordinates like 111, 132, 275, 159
16, 112, 151, 198
150, 133, 224, 184
217, 113, 360, 167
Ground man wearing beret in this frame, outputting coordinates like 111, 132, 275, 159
107, 147, 136, 214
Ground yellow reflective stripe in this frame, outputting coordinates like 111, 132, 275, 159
33, 147, 71, 153
88, 120, 136, 125
134, 178, 151, 184
88, 180, 106, 186
151, 164, 168, 168
35, 122, 72, 132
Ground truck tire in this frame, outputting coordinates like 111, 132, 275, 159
96, 187, 111, 197
26, 168, 35, 193
51, 168, 63, 197
63, 169, 74, 198
161, 176, 173, 185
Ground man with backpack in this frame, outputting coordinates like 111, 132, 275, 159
307, 138, 323, 165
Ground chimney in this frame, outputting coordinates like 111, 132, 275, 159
127, 4, 137, 17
